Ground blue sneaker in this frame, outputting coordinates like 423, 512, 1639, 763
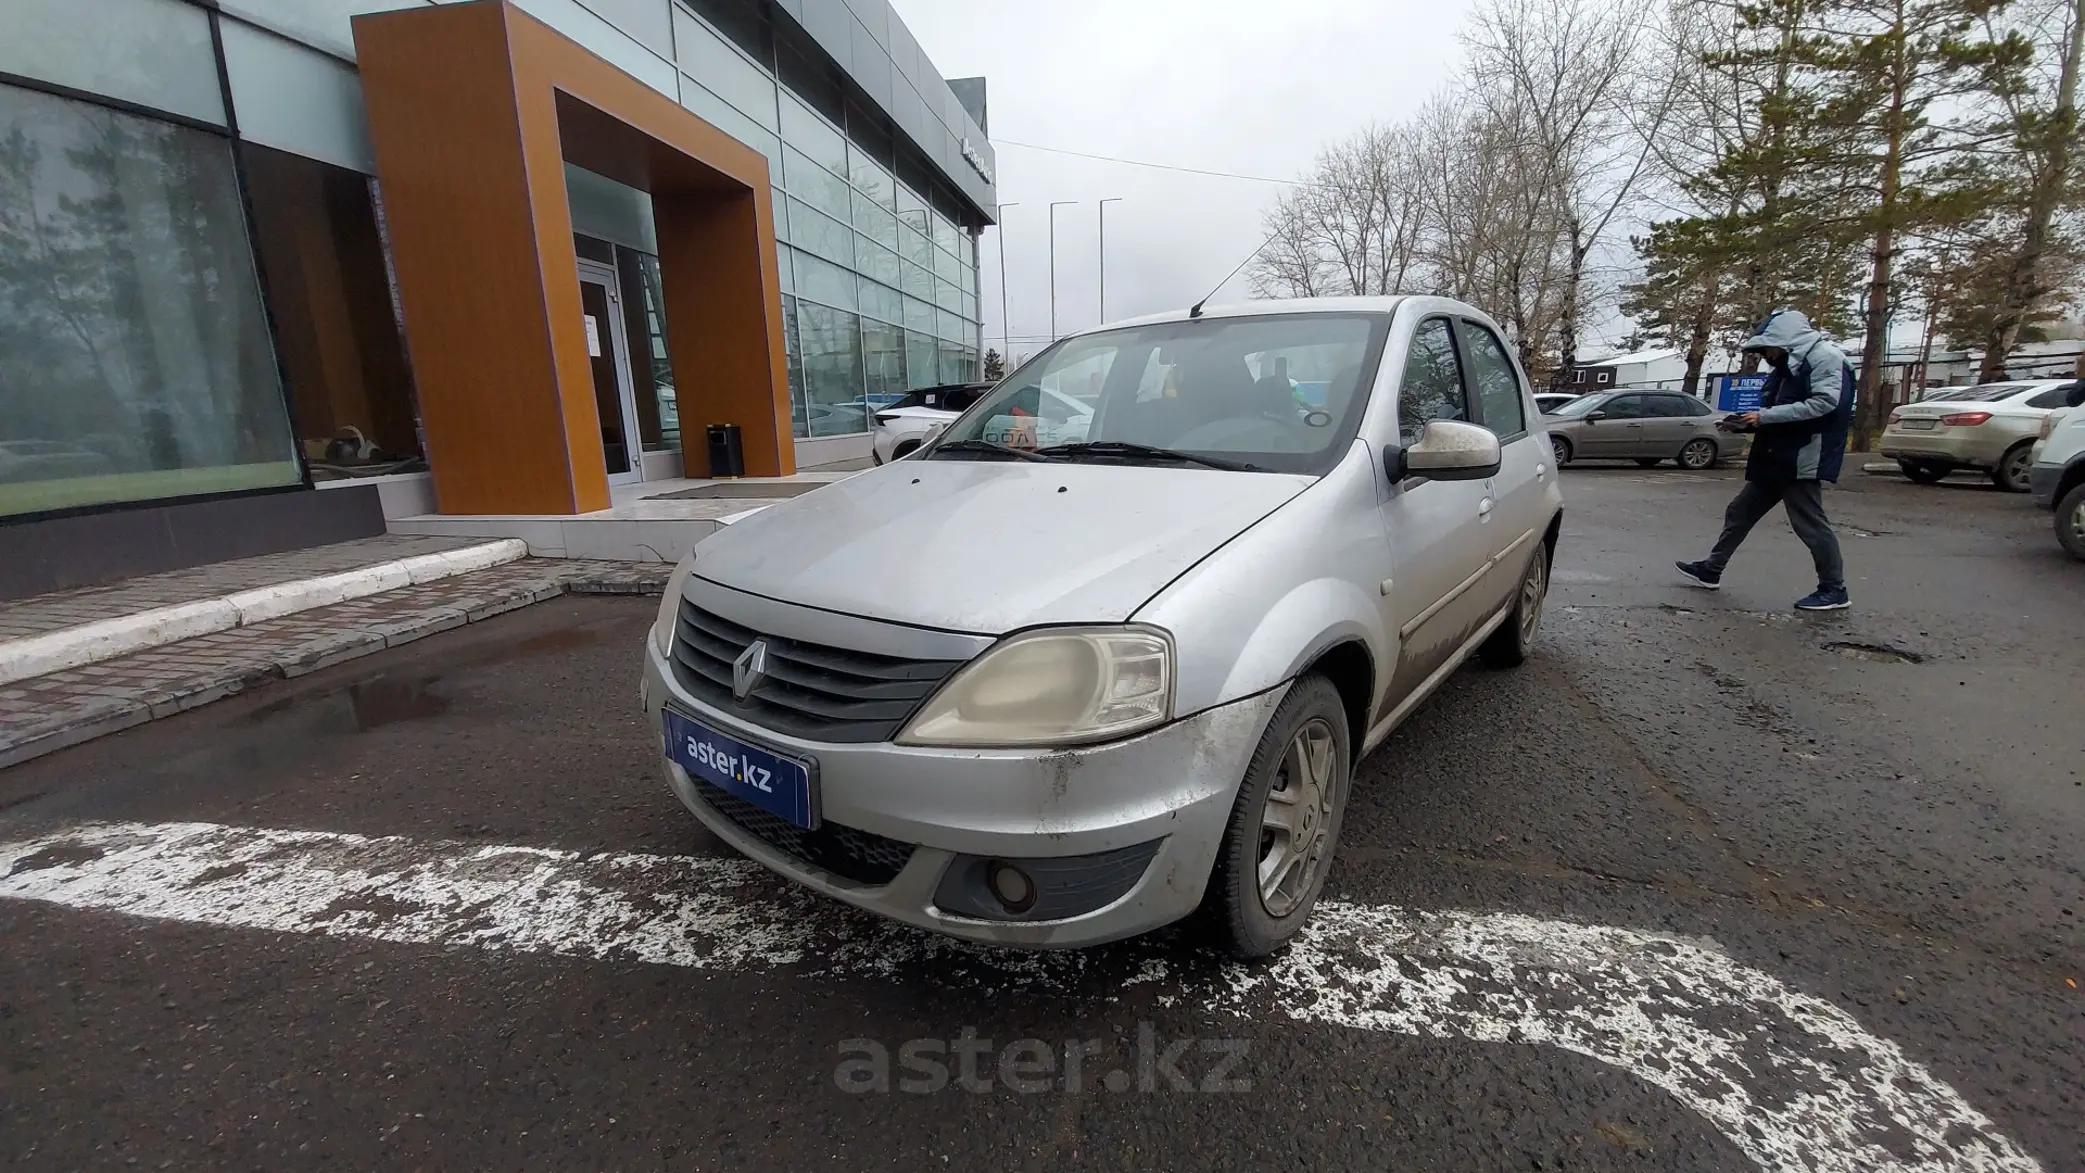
1675, 560, 1722, 590
1795, 586, 1850, 611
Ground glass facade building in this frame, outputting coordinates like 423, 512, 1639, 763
0, 0, 994, 540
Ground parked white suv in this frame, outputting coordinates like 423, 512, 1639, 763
641, 298, 1563, 956
2028, 382, 2085, 560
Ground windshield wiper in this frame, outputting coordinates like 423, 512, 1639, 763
925, 438, 1054, 462
1033, 441, 1262, 472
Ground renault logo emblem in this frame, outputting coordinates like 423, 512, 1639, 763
732, 640, 768, 701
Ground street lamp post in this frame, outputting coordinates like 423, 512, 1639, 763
1048, 200, 1077, 340
994, 202, 1018, 365
1097, 197, 1122, 324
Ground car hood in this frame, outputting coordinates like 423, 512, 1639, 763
691, 460, 1314, 634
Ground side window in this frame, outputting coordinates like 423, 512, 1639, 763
1457, 321, 1527, 438
1398, 318, 1469, 443
2027, 387, 2072, 409
1680, 396, 1714, 417
1596, 370, 1613, 385
1644, 395, 1690, 417
1602, 395, 1649, 420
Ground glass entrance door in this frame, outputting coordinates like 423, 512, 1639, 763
576, 263, 642, 485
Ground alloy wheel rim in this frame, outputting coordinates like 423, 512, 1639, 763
1682, 440, 1712, 469
2006, 448, 2032, 488
2069, 499, 2085, 545
1551, 438, 1568, 464
1520, 553, 1547, 643
1257, 717, 1340, 918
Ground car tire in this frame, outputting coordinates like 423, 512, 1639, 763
1635, 457, 1663, 468
2058, 482, 2085, 561
1201, 674, 1352, 959
1899, 459, 1948, 484
1479, 542, 1548, 669
1992, 443, 2034, 493
1677, 438, 1717, 471
1550, 435, 1573, 467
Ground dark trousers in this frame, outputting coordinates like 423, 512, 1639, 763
1705, 480, 1845, 590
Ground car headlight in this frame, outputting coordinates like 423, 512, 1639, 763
651, 552, 697, 656
896, 626, 1174, 747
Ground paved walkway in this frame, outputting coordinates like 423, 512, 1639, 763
0, 535, 485, 644
0, 558, 667, 770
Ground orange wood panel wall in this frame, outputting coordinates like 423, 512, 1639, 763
352, 2, 582, 514
352, 0, 794, 514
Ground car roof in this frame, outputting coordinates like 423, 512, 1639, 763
1081, 296, 1415, 334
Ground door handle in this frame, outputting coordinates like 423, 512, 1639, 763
1535, 463, 1547, 479
1478, 497, 1493, 517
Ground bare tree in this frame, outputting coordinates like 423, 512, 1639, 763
1464, 0, 1673, 376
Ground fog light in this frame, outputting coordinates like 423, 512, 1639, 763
986, 861, 1036, 913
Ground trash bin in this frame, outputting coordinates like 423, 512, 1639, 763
705, 424, 745, 479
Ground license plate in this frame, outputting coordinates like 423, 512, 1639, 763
663, 708, 818, 829
1901, 418, 1937, 430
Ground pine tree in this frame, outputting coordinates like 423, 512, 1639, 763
982, 348, 1005, 380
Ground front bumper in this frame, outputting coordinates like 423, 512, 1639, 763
2030, 461, 2064, 508
640, 639, 1283, 948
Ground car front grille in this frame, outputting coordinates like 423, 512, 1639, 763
697, 785, 915, 887
668, 599, 968, 743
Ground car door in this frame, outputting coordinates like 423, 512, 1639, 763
1580, 393, 1650, 457
1635, 393, 1695, 456
1455, 318, 1550, 586
1377, 315, 1500, 711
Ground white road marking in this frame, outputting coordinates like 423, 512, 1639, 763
0, 820, 2040, 1173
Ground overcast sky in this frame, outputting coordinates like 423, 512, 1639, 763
890, 0, 1481, 361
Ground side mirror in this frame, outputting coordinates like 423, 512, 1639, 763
1584, 411, 1608, 423
1400, 420, 1501, 482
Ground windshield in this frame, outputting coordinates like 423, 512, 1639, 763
1921, 384, 2031, 403
929, 313, 1389, 475
1546, 393, 1610, 418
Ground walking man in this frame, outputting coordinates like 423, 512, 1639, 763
1676, 309, 1855, 610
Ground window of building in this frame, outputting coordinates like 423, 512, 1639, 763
1596, 370, 1612, 385
781, 294, 807, 439
905, 329, 939, 392
798, 302, 866, 437
617, 249, 677, 450
0, 82, 297, 517
242, 142, 423, 480
862, 317, 906, 405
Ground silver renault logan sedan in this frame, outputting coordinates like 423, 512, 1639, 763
640, 297, 1563, 957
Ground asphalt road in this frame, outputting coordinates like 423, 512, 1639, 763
2, 465, 2080, 1172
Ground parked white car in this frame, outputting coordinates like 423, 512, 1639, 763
872, 382, 1096, 463
640, 297, 1563, 957
1881, 380, 2078, 492
2027, 383, 2085, 559
870, 383, 990, 465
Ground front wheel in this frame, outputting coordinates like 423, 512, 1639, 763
1899, 459, 1948, 485
1993, 443, 2034, 493
1677, 438, 1717, 471
1550, 435, 1574, 467
1202, 675, 1352, 958
2058, 482, 2085, 561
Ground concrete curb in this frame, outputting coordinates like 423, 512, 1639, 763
0, 539, 528, 687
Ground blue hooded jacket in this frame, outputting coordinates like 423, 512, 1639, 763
1741, 310, 1855, 484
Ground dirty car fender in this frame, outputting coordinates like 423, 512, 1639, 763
1133, 444, 1395, 722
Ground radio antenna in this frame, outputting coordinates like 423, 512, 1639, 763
1188, 230, 1278, 319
